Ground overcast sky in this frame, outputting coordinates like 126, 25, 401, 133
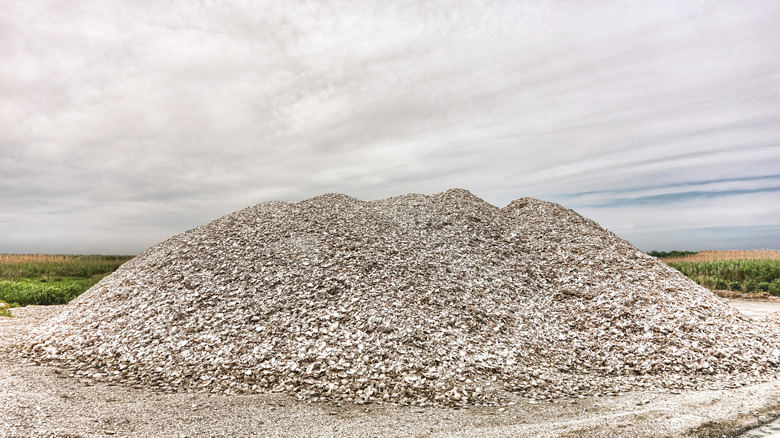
2, 1, 779, 255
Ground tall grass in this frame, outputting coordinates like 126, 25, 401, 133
665, 258, 780, 295
0, 254, 133, 279
0, 254, 134, 307
0, 280, 82, 305
661, 249, 780, 263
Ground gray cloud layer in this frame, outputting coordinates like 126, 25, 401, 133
2, 1, 779, 253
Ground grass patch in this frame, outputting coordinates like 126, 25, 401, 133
0, 254, 134, 307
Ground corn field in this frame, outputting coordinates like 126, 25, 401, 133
662, 251, 780, 295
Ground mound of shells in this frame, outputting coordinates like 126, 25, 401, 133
19, 189, 780, 406
762, 311, 780, 328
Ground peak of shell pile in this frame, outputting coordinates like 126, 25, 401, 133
21, 189, 780, 406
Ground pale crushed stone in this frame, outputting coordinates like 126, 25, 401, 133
5, 305, 780, 437
15, 189, 780, 408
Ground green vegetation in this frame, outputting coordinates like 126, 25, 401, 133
666, 259, 780, 295
648, 250, 698, 258
0, 254, 133, 309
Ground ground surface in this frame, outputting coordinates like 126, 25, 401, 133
2, 303, 780, 438
723, 298, 780, 319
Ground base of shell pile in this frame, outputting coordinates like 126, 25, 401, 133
18, 189, 780, 406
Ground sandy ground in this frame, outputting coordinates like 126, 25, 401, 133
3, 303, 780, 437
723, 299, 780, 319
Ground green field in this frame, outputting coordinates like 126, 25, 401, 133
0, 254, 134, 308
655, 250, 780, 295
667, 259, 780, 294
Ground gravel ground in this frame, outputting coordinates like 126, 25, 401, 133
724, 299, 780, 320
4, 303, 780, 437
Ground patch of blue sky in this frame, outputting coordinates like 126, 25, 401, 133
564, 174, 780, 198
560, 174, 780, 208
591, 186, 780, 208
629, 225, 780, 252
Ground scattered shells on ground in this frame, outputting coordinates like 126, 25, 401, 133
18, 189, 780, 406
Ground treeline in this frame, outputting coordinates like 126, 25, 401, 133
647, 250, 698, 258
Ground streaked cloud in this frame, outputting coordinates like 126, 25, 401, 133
1, 1, 779, 253
565, 174, 780, 207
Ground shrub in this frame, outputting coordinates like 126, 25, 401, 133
0, 281, 82, 306
770, 280, 780, 297
712, 277, 729, 290
758, 282, 771, 292
0, 301, 11, 317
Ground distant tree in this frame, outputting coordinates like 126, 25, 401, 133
647, 250, 697, 258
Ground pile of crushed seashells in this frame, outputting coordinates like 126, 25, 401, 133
19, 189, 780, 406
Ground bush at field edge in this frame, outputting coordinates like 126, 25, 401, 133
0, 280, 84, 306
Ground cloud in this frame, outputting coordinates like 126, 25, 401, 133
565, 174, 780, 207
1, 1, 779, 253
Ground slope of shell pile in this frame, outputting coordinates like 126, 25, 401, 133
20, 189, 780, 406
